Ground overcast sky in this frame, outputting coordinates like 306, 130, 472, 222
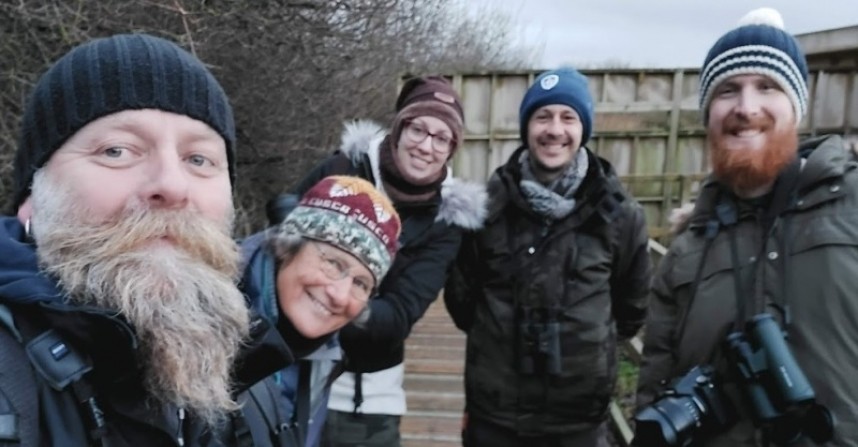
470, 0, 858, 69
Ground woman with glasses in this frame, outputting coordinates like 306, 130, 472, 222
267, 76, 487, 447
240, 175, 402, 447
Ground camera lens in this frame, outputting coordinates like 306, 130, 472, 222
634, 395, 704, 446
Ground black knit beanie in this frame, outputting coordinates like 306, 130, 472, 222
12, 33, 236, 210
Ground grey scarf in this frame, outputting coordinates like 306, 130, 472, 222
519, 148, 589, 220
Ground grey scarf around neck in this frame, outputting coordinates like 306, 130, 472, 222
518, 148, 589, 220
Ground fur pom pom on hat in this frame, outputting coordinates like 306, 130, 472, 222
699, 8, 808, 123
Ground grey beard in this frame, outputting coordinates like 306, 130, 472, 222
29, 171, 250, 427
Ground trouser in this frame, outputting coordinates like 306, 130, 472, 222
462, 414, 610, 447
321, 410, 401, 447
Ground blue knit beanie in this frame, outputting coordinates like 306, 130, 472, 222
699, 8, 808, 123
519, 67, 594, 146
13, 33, 236, 210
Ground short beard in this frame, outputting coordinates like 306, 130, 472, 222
709, 115, 798, 196
29, 172, 250, 427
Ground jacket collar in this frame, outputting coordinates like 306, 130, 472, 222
687, 134, 851, 232
0, 216, 64, 305
488, 145, 626, 228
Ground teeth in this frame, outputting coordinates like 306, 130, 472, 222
309, 296, 333, 316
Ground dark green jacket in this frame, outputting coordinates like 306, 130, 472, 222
445, 146, 651, 435
637, 135, 858, 446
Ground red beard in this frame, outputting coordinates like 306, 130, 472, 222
709, 113, 798, 194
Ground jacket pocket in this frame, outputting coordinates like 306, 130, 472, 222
560, 232, 612, 308
790, 211, 858, 254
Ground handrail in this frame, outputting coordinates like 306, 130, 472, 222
609, 238, 668, 446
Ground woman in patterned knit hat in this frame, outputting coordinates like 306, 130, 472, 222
241, 175, 401, 447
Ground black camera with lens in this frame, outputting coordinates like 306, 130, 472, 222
633, 365, 736, 446
724, 313, 834, 445
634, 313, 835, 446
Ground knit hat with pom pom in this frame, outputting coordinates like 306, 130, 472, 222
698, 7, 808, 123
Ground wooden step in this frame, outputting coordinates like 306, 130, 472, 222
405, 358, 464, 375
405, 345, 465, 361
409, 321, 463, 335
403, 373, 463, 395
402, 434, 461, 447
402, 298, 466, 446
407, 332, 465, 346
406, 390, 464, 412
401, 411, 462, 439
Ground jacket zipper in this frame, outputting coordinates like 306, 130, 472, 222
176, 407, 185, 446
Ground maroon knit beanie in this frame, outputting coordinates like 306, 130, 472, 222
390, 76, 464, 158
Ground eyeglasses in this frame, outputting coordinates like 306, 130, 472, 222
311, 242, 375, 303
403, 121, 455, 154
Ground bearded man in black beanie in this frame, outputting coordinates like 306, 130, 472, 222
0, 33, 295, 446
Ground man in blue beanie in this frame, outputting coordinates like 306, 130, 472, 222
635, 8, 855, 446
0, 33, 296, 446
444, 67, 652, 446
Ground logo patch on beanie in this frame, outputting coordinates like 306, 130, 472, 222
329, 183, 357, 198
374, 203, 393, 223
433, 91, 456, 104
540, 74, 559, 90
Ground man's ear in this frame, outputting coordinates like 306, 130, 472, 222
17, 197, 33, 225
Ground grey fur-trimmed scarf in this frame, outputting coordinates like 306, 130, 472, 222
518, 148, 589, 220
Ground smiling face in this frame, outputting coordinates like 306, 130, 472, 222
526, 104, 584, 177
276, 241, 373, 339
394, 116, 452, 183
707, 74, 799, 196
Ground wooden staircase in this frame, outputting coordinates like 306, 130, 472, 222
401, 298, 465, 447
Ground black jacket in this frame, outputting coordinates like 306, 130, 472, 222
0, 216, 293, 447
444, 146, 652, 435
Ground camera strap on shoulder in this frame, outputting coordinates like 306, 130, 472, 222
352, 372, 364, 414
9, 306, 107, 446
728, 157, 801, 331
239, 378, 297, 447
295, 360, 311, 447
0, 304, 38, 444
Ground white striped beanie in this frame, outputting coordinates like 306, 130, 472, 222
699, 8, 808, 123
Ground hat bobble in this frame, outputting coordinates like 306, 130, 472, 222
279, 176, 401, 283
737, 7, 784, 28
699, 8, 808, 123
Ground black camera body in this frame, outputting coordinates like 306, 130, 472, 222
634, 313, 834, 446
633, 365, 736, 446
